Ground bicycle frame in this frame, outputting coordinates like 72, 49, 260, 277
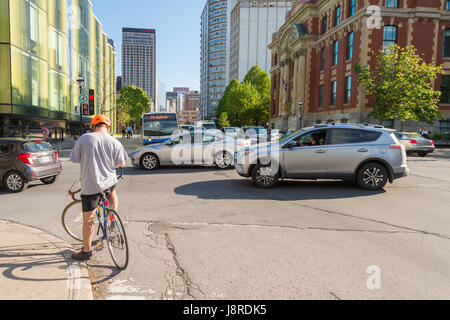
95, 194, 125, 244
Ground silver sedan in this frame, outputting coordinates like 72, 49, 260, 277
394, 132, 435, 157
130, 131, 238, 170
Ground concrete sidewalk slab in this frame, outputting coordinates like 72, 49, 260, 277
0, 220, 93, 300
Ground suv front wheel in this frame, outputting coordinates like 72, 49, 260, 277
251, 164, 279, 188
356, 162, 388, 191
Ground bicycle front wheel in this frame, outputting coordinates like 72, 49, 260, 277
105, 208, 129, 271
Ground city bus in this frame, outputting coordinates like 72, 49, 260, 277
142, 112, 179, 145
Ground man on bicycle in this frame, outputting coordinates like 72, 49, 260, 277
70, 115, 128, 261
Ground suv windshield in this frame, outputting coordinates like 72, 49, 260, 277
24, 141, 52, 152
279, 130, 302, 144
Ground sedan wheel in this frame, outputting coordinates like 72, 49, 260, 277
357, 163, 388, 191
141, 153, 159, 170
215, 152, 232, 169
5, 172, 27, 193
251, 164, 279, 188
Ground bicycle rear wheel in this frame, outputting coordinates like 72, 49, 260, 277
62, 200, 99, 243
105, 208, 129, 270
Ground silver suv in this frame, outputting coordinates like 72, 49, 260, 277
234, 124, 409, 191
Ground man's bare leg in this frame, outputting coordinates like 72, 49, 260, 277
83, 211, 96, 252
108, 189, 118, 212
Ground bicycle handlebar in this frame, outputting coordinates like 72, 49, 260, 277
68, 167, 124, 201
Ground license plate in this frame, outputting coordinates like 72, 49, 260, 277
40, 156, 52, 163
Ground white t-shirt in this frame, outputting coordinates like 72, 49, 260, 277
70, 132, 128, 195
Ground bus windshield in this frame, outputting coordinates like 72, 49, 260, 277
143, 113, 178, 136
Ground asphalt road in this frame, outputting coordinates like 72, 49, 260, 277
1, 148, 450, 300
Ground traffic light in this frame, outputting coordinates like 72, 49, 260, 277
83, 104, 89, 115
89, 89, 95, 116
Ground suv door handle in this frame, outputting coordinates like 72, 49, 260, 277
358, 148, 369, 153
315, 150, 326, 154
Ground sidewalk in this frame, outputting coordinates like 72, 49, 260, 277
0, 220, 93, 300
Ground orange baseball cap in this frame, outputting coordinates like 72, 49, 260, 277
91, 114, 111, 127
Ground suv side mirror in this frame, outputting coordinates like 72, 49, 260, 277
284, 141, 297, 149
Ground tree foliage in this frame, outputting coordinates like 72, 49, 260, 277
216, 64, 271, 127
116, 86, 151, 127
354, 44, 444, 124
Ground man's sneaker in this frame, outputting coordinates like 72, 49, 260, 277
72, 249, 93, 261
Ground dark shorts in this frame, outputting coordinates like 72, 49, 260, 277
81, 184, 117, 212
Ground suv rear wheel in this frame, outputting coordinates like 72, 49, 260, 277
356, 162, 388, 191
251, 164, 279, 188
4, 171, 27, 193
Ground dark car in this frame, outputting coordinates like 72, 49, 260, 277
0, 138, 62, 193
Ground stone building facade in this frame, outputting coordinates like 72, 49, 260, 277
269, 0, 450, 134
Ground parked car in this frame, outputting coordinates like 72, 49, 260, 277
0, 138, 62, 193
234, 124, 409, 191
130, 130, 237, 170
194, 120, 217, 130
223, 127, 240, 138
180, 125, 194, 132
394, 132, 435, 157
238, 126, 268, 144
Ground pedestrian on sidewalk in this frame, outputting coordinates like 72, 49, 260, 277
121, 126, 126, 139
126, 126, 133, 139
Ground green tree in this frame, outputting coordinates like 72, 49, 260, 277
217, 112, 230, 128
355, 44, 444, 125
117, 86, 151, 128
216, 65, 271, 127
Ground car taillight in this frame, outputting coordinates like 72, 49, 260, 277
389, 145, 402, 150
409, 140, 419, 145
54, 150, 58, 162
18, 153, 34, 165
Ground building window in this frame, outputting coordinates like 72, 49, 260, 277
322, 16, 327, 34
335, 6, 341, 26
349, 0, 356, 17
440, 121, 450, 134
447, 1, 450, 10
444, 29, 450, 57
319, 84, 324, 108
345, 76, 352, 104
320, 47, 325, 71
331, 81, 337, 106
347, 32, 354, 60
383, 26, 397, 49
385, 0, 399, 8
333, 40, 339, 65
440, 75, 450, 103
383, 119, 394, 128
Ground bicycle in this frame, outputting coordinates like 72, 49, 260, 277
61, 168, 129, 270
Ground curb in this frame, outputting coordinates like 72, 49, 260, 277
0, 219, 93, 300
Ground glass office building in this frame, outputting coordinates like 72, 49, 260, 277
0, 0, 117, 138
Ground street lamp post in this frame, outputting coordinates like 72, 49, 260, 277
298, 101, 304, 130
76, 76, 85, 137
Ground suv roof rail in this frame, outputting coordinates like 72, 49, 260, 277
313, 123, 386, 129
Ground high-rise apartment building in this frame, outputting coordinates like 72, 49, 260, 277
155, 78, 166, 112
228, 0, 294, 83
0, 0, 117, 137
122, 28, 156, 102
200, 0, 228, 119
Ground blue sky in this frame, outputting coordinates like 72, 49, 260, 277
91, 0, 206, 91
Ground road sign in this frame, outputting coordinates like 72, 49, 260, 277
75, 106, 80, 114
79, 94, 88, 104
